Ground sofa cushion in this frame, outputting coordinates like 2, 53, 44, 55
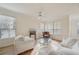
61, 37, 78, 48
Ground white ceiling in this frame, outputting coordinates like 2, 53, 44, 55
0, 3, 79, 21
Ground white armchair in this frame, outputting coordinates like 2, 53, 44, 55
57, 37, 79, 55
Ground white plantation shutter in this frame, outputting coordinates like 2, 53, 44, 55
0, 15, 16, 39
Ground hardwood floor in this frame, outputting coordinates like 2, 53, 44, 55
0, 45, 33, 55
18, 49, 33, 55
0, 45, 15, 55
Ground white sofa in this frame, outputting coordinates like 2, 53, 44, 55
0, 35, 35, 55
54, 37, 79, 55
48, 38, 79, 55
14, 35, 35, 54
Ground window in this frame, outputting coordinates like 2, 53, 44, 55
53, 22, 61, 35
0, 15, 16, 39
39, 22, 61, 36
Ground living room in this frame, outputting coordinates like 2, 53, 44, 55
0, 3, 79, 55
